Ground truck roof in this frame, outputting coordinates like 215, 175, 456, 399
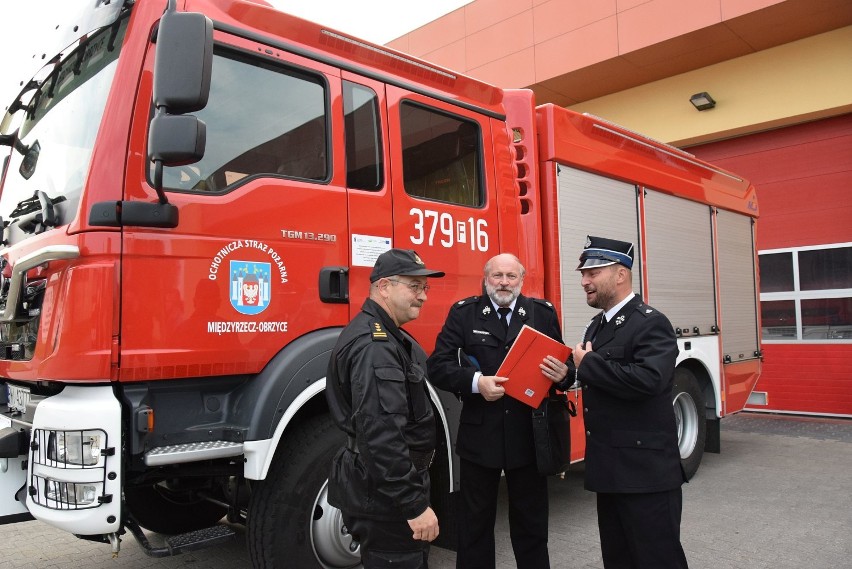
190, 0, 508, 118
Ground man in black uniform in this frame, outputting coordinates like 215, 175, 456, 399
427, 253, 570, 569
326, 248, 445, 568
571, 235, 689, 569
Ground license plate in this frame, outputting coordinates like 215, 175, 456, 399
6, 384, 30, 413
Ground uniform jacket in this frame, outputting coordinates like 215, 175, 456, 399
576, 293, 686, 493
427, 294, 564, 470
326, 298, 436, 520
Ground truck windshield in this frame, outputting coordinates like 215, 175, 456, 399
0, 17, 127, 243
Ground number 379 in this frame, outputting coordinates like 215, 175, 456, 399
409, 208, 489, 252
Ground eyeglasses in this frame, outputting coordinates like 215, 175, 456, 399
387, 279, 430, 294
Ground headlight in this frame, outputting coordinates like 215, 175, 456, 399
47, 430, 105, 466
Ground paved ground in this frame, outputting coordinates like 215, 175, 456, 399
1, 412, 850, 568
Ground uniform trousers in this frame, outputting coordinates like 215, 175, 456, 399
596, 488, 689, 569
456, 458, 550, 569
343, 471, 432, 569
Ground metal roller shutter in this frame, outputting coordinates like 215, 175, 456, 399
644, 190, 717, 336
716, 209, 760, 361
556, 165, 640, 345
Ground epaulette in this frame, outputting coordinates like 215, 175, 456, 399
531, 298, 556, 311
452, 295, 480, 309
635, 303, 656, 317
369, 319, 389, 341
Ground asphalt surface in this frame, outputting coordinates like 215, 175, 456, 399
1, 412, 850, 568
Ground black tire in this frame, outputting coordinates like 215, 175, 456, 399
672, 368, 707, 480
247, 414, 359, 569
124, 483, 227, 534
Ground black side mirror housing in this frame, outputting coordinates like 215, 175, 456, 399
148, 114, 206, 166
153, 11, 214, 113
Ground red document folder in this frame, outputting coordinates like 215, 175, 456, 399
496, 325, 572, 408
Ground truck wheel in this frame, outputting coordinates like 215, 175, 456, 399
247, 414, 359, 569
672, 368, 706, 480
124, 483, 227, 534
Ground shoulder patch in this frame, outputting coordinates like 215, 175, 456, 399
370, 320, 389, 341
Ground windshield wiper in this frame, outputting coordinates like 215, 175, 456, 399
9, 190, 66, 234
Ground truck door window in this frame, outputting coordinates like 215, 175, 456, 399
343, 81, 383, 191
400, 102, 482, 207
156, 51, 328, 193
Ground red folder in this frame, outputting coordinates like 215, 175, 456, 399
496, 325, 572, 408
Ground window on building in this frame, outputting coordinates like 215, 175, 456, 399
759, 244, 852, 341
156, 50, 328, 193
399, 102, 483, 206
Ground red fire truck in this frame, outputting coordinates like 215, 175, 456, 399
0, 0, 761, 566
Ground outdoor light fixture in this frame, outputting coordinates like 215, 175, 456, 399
690, 92, 716, 111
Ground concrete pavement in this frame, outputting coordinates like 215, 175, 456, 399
1, 412, 850, 568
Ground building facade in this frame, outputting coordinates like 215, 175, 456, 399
387, 0, 852, 416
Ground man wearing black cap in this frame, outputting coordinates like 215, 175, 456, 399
571, 236, 689, 569
427, 253, 570, 569
326, 248, 445, 568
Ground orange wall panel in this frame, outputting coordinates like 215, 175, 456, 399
466, 11, 535, 70
616, 0, 724, 53
534, 17, 619, 77
533, 0, 617, 44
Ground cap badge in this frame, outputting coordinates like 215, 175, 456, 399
413, 253, 425, 266
585, 237, 592, 247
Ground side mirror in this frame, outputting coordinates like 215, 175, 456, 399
153, 11, 213, 113
148, 114, 206, 166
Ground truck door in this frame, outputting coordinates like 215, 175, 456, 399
385, 87, 500, 350
120, 38, 350, 378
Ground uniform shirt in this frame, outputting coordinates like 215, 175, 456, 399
326, 298, 436, 520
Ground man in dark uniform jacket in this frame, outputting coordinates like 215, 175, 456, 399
427, 253, 570, 569
570, 236, 689, 569
326, 248, 445, 568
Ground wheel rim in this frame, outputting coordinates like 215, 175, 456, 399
673, 391, 699, 459
310, 480, 361, 569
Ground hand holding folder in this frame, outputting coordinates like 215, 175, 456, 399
496, 325, 572, 408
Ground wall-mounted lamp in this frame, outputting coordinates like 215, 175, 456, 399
690, 92, 716, 111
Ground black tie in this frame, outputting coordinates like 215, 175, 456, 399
498, 307, 511, 330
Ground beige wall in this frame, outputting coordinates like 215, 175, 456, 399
568, 26, 852, 146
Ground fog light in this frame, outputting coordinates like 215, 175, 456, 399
45, 479, 101, 506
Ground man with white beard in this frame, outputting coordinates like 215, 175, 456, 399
427, 253, 570, 569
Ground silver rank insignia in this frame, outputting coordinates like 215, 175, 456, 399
517, 307, 526, 317
646, 309, 653, 314
615, 315, 625, 326
482, 305, 491, 316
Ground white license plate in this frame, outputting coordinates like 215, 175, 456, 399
6, 384, 30, 413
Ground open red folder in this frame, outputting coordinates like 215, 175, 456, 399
496, 324, 572, 408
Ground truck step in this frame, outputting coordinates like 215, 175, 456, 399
144, 440, 244, 466
126, 517, 236, 557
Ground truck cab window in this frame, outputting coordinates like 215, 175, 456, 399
157, 51, 329, 193
400, 102, 482, 207
343, 81, 383, 190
